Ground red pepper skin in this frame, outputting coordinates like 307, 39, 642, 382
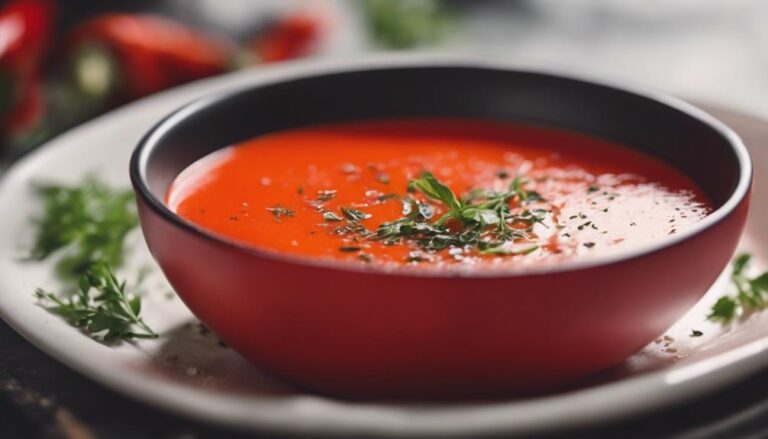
251, 12, 326, 63
0, 0, 52, 75
67, 14, 233, 100
0, 0, 53, 135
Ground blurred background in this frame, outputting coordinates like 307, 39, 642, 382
2, 0, 768, 161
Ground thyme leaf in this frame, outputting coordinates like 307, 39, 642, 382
266, 205, 294, 222
323, 211, 343, 222
479, 245, 540, 256
409, 172, 462, 212
341, 207, 371, 222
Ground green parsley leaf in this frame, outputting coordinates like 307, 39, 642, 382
409, 171, 462, 211
708, 296, 737, 323
708, 253, 768, 324
461, 207, 500, 225
751, 273, 768, 291
29, 177, 138, 281
732, 253, 751, 276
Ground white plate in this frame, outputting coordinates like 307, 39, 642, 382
1, 56, 767, 437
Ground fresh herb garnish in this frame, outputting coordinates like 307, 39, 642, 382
374, 172, 546, 255
708, 253, 768, 323
29, 177, 138, 280
316, 190, 337, 202
377, 193, 400, 202
479, 245, 540, 256
323, 211, 343, 222
406, 251, 429, 263
35, 261, 157, 343
266, 205, 295, 222
341, 207, 372, 222
29, 178, 156, 342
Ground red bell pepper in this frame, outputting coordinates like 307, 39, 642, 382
67, 14, 233, 101
250, 11, 326, 63
0, 0, 53, 135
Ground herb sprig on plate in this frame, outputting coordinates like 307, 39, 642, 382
709, 253, 768, 323
35, 261, 157, 341
29, 177, 137, 280
29, 178, 157, 342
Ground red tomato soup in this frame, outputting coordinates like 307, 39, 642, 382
167, 119, 711, 269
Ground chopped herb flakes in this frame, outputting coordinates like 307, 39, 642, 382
341, 207, 371, 222
323, 211, 344, 222
316, 190, 337, 202
479, 245, 539, 256
266, 205, 295, 221
406, 252, 428, 263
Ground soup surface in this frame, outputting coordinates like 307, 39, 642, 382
167, 119, 711, 269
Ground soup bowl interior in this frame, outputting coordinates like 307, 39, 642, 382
131, 63, 751, 400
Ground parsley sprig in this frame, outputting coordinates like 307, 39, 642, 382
29, 178, 156, 342
375, 172, 545, 254
29, 177, 137, 280
35, 262, 157, 342
709, 253, 768, 323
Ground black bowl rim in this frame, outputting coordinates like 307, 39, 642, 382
130, 56, 752, 279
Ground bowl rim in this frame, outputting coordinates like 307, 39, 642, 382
130, 55, 753, 279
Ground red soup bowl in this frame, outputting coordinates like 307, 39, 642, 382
130, 60, 752, 400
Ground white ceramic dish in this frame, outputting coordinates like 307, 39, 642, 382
0, 56, 767, 437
